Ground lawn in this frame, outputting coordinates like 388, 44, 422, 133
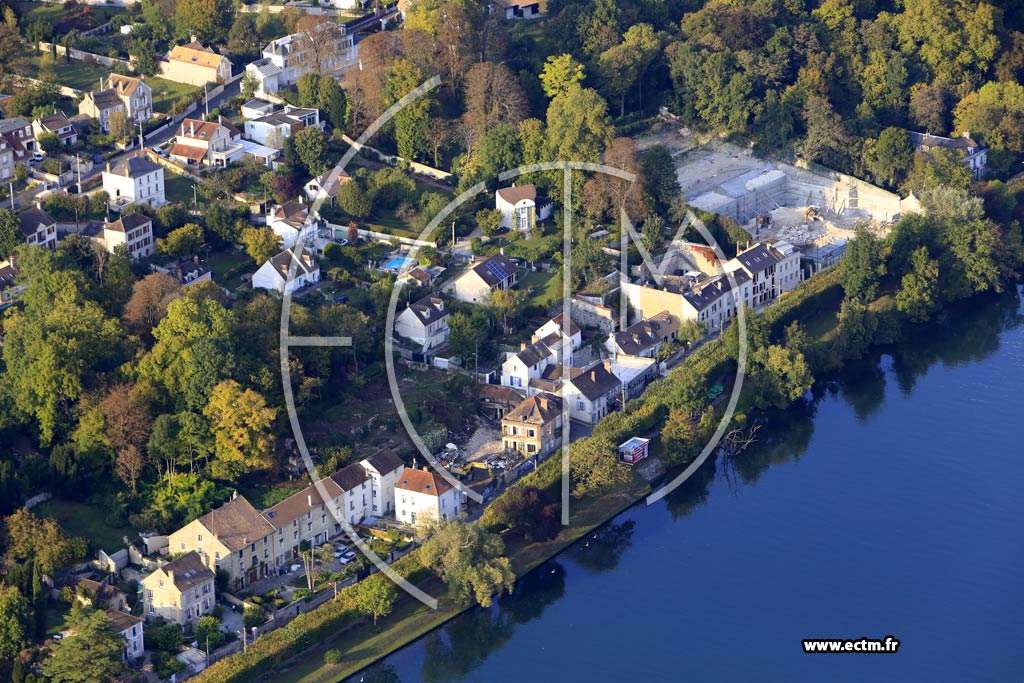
163, 172, 196, 205
13, 1, 125, 31
237, 480, 307, 509
34, 498, 135, 554
147, 77, 200, 115
43, 603, 75, 637
204, 248, 253, 287
517, 269, 563, 309
31, 56, 108, 92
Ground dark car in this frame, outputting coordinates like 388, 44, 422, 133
92, 154, 104, 164
333, 295, 349, 305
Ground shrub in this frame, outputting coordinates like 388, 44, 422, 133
323, 649, 343, 665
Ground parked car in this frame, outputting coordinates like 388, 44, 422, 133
92, 154, 104, 164
333, 544, 350, 558
151, 146, 168, 157
29, 153, 44, 162
333, 295, 349, 305
336, 550, 357, 565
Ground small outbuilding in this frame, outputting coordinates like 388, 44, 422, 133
618, 437, 650, 466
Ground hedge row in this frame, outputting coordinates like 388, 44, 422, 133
193, 552, 430, 683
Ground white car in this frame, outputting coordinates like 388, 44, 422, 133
336, 550, 357, 565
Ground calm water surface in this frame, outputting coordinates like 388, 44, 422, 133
358, 288, 1024, 683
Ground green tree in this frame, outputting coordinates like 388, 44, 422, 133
157, 223, 205, 258
203, 379, 276, 482
945, 219, 1004, 294
489, 485, 559, 541
545, 85, 613, 163
240, 227, 282, 266
337, 181, 371, 219
0, 207, 21, 260
569, 436, 632, 499
476, 208, 503, 237
36, 131, 61, 155
242, 605, 265, 628
195, 615, 223, 651
0, 584, 29, 658
841, 227, 886, 301
446, 310, 488, 365
419, 520, 515, 607
953, 81, 1024, 152
354, 574, 398, 625
292, 126, 330, 176
174, 0, 234, 44
752, 345, 813, 409
107, 110, 131, 141
539, 54, 585, 99
833, 298, 878, 360
385, 58, 434, 161
43, 610, 127, 682
598, 23, 660, 116
863, 127, 914, 187
2, 508, 88, 575
895, 246, 940, 322
227, 13, 261, 61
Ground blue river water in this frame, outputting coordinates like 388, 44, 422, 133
357, 288, 1024, 683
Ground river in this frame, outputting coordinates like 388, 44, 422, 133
356, 288, 1024, 683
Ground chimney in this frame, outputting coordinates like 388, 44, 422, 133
193, 254, 199, 264
539, 396, 548, 411
590, 370, 597, 381
307, 494, 312, 508
232, 489, 238, 500
106, 160, 111, 173
166, 569, 174, 583
520, 341, 527, 351
422, 465, 429, 472
190, 121, 195, 136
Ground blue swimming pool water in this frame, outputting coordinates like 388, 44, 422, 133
382, 256, 415, 270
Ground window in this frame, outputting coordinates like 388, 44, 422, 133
197, 534, 203, 542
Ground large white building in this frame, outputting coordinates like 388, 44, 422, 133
169, 118, 245, 168
449, 252, 518, 304
102, 155, 166, 210
100, 212, 155, 259
394, 295, 449, 352
243, 107, 322, 149
245, 25, 357, 98
494, 184, 552, 232
395, 468, 463, 526
360, 450, 405, 517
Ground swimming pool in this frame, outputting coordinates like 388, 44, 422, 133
381, 256, 415, 270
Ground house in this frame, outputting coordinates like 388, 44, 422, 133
502, 0, 542, 19
494, 184, 552, 231
562, 362, 621, 424
450, 252, 518, 304
502, 393, 563, 458
74, 578, 129, 612
304, 169, 351, 206
244, 107, 322, 149
153, 257, 213, 287
531, 313, 581, 365
360, 449, 405, 517
723, 240, 802, 307
394, 295, 449, 352
169, 118, 244, 168
501, 338, 557, 391
247, 26, 357, 98
266, 200, 313, 248
908, 130, 987, 180
606, 311, 680, 358
0, 136, 13, 181
18, 206, 58, 249
33, 111, 77, 146
159, 41, 231, 86
251, 247, 320, 294
106, 609, 144, 661
0, 258, 24, 305
240, 98, 277, 120
78, 89, 126, 134
167, 495, 277, 589
141, 551, 216, 626
618, 437, 650, 465
395, 468, 462, 526
105, 74, 153, 124
0, 118, 35, 155
804, 239, 847, 275
479, 384, 524, 420
605, 355, 658, 401
102, 155, 166, 209
101, 213, 155, 259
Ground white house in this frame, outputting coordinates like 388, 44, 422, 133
247, 26, 357, 98
251, 247, 320, 294
304, 169, 351, 206
169, 118, 244, 168
495, 184, 551, 231
18, 207, 58, 250
394, 295, 450, 352
106, 610, 144, 662
240, 98, 277, 120
33, 111, 77, 146
605, 310, 680, 358
501, 338, 558, 391
266, 200, 313, 248
532, 313, 581, 365
395, 468, 462, 526
502, 0, 542, 19
907, 130, 987, 180
722, 240, 802, 308
359, 450, 405, 517
562, 362, 621, 424
449, 252, 518, 304
101, 212, 155, 259
244, 107, 322, 149
102, 155, 166, 209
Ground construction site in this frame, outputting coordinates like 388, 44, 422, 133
638, 128, 922, 251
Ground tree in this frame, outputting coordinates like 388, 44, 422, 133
292, 126, 330, 176
271, 174, 301, 204
3, 508, 87, 576
863, 127, 914, 187
752, 345, 813, 410
317, 76, 348, 132
841, 227, 886, 301
123, 272, 183, 339
0, 208, 20, 260
107, 110, 131, 141
540, 54, 585, 99
36, 131, 60, 155
227, 13, 261, 61
800, 95, 852, 169
242, 605, 265, 629
354, 574, 398, 625
953, 81, 1024, 152
489, 485, 559, 541
44, 610, 127, 683
896, 246, 940, 322
0, 584, 29, 658
157, 223, 205, 258
598, 23, 660, 116
833, 298, 878, 360
337, 181, 372, 219
569, 436, 632, 499
419, 520, 515, 607
294, 15, 345, 76
476, 208, 503, 237
203, 379, 276, 482
385, 58, 434, 161
195, 615, 224, 651
640, 146, 680, 213
545, 85, 613, 163
488, 288, 523, 334
101, 383, 154, 491
945, 219, 1004, 294
447, 310, 488, 365
174, 0, 233, 44
462, 61, 527, 155
241, 227, 282, 267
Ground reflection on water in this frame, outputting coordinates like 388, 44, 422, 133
565, 521, 636, 574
